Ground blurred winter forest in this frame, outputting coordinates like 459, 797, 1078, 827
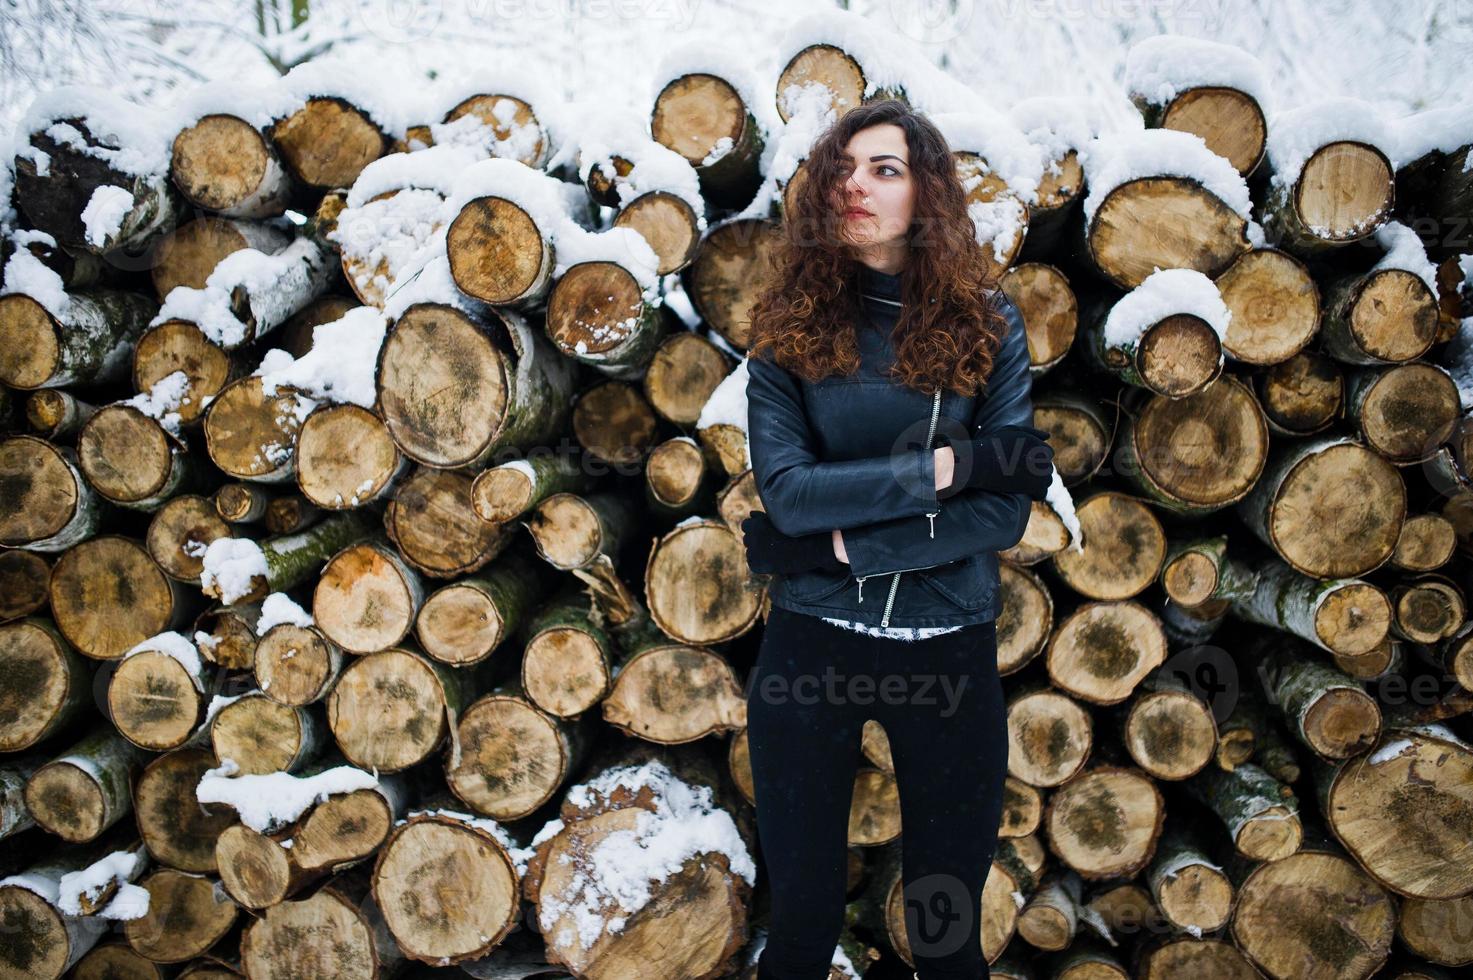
2, 0, 1470, 138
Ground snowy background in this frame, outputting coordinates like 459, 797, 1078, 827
2, 0, 1471, 141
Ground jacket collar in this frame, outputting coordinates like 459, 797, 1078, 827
857, 263, 903, 304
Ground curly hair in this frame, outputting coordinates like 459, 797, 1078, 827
746, 98, 1010, 396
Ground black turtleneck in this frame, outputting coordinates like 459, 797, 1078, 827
857, 263, 903, 302
855, 263, 904, 337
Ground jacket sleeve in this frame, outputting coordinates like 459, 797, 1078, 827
745, 348, 940, 537
839, 292, 1037, 578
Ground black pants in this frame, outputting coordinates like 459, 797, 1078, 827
746, 605, 1008, 979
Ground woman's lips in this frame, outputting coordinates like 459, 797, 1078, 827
844, 209, 873, 218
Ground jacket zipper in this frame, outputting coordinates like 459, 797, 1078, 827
855, 388, 943, 627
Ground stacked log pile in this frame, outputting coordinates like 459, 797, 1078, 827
3, 11, 1473, 980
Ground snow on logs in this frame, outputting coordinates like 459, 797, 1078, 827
4, 18, 1473, 980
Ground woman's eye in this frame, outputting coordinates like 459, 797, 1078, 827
878, 166, 899, 176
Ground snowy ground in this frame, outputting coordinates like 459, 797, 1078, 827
1, 0, 1469, 141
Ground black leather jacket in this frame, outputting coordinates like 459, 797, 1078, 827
744, 276, 1034, 628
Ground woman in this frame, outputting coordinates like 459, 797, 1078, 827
740, 99, 1053, 979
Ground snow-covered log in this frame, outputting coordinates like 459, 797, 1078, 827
0, 277, 157, 390
153, 233, 335, 352
443, 157, 598, 307
1080, 129, 1252, 290
149, 216, 293, 304
524, 750, 755, 978
198, 510, 374, 604
1259, 97, 1398, 255
170, 111, 297, 218
11, 86, 183, 255
1125, 34, 1272, 177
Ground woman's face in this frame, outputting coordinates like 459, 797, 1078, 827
837, 123, 915, 253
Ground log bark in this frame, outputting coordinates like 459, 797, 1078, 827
0, 617, 94, 753
0, 288, 156, 389
376, 302, 577, 469
1187, 762, 1301, 861
200, 510, 373, 604
1159, 534, 1259, 607
14, 116, 180, 255
1233, 555, 1391, 657
24, 388, 98, 439
1247, 633, 1382, 759
1235, 433, 1406, 578
24, 724, 151, 842
415, 545, 555, 667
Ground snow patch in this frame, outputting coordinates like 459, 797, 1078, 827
79, 185, 134, 248
257, 592, 314, 633
197, 757, 380, 832
1083, 128, 1252, 225
122, 630, 204, 691
200, 537, 268, 604
254, 306, 388, 408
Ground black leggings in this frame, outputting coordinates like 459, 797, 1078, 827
746, 605, 1008, 979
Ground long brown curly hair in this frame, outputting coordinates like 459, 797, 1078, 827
746, 98, 1009, 395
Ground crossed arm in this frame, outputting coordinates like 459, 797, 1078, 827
745, 293, 1037, 579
